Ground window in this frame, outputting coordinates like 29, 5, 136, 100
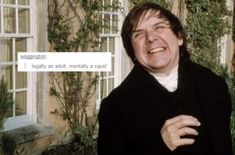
0, 0, 36, 130
96, 0, 122, 108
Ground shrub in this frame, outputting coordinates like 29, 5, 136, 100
0, 77, 14, 130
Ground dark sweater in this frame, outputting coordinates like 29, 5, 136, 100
167, 61, 211, 154
98, 59, 233, 155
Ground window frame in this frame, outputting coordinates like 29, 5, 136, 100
0, 0, 36, 131
96, 0, 123, 109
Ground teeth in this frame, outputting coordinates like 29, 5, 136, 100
149, 47, 164, 53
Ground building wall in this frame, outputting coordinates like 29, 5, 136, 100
1, 0, 73, 154
172, 0, 235, 72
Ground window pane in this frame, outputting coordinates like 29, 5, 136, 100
18, 0, 29, 5
15, 91, 27, 116
101, 37, 107, 52
101, 79, 107, 98
98, 13, 103, 33
112, 0, 119, 11
15, 38, 27, 60
3, 0, 15, 4
104, 14, 110, 33
18, 8, 30, 33
4, 7, 16, 33
112, 15, 118, 33
15, 67, 27, 88
108, 78, 114, 93
109, 57, 114, 76
0, 8, 1, 33
0, 38, 13, 62
101, 71, 107, 78
1, 65, 13, 89
6, 104, 13, 117
109, 37, 114, 54
104, 0, 111, 11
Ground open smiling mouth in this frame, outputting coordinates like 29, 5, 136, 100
148, 47, 165, 54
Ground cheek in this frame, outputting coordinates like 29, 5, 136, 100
163, 30, 182, 46
132, 40, 144, 55
168, 37, 181, 51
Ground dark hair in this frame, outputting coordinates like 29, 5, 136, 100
121, 2, 189, 63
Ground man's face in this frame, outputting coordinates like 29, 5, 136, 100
131, 10, 183, 74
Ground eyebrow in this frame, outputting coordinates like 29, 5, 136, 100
153, 21, 170, 27
132, 29, 144, 34
132, 21, 170, 33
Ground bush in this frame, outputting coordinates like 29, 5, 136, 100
0, 77, 14, 130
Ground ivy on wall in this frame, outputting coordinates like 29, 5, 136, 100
47, 0, 122, 154
48, 0, 102, 52
47, 0, 104, 154
185, 3, 235, 140
185, 0, 231, 71
130, 0, 168, 8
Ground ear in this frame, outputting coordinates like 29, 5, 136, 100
177, 32, 183, 46
178, 38, 183, 46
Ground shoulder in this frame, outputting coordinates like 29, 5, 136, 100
184, 60, 230, 102
106, 64, 150, 99
99, 64, 152, 111
185, 59, 226, 84
185, 59, 232, 110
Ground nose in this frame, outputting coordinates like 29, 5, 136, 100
145, 30, 157, 43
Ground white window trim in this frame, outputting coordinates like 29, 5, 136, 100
1, 0, 37, 131
96, 0, 124, 109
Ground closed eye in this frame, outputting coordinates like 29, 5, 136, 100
153, 24, 170, 31
152, 20, 171, 30
132, 31, 145, 39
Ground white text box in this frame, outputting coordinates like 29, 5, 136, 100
18, 52, 111, 72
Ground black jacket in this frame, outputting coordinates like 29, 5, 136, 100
98, 59, 233, 155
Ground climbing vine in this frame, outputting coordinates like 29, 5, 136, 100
48, 0, 103, 52
185, 0, 231, 71
47, 0, 103, 154
0, 78, 14, 130
130, 0, 168, 8
185, 2, 235, 150
47, 0, 121, 154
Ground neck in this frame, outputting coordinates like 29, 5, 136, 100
149, 64, 179, 92
150, 64, 179, 77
